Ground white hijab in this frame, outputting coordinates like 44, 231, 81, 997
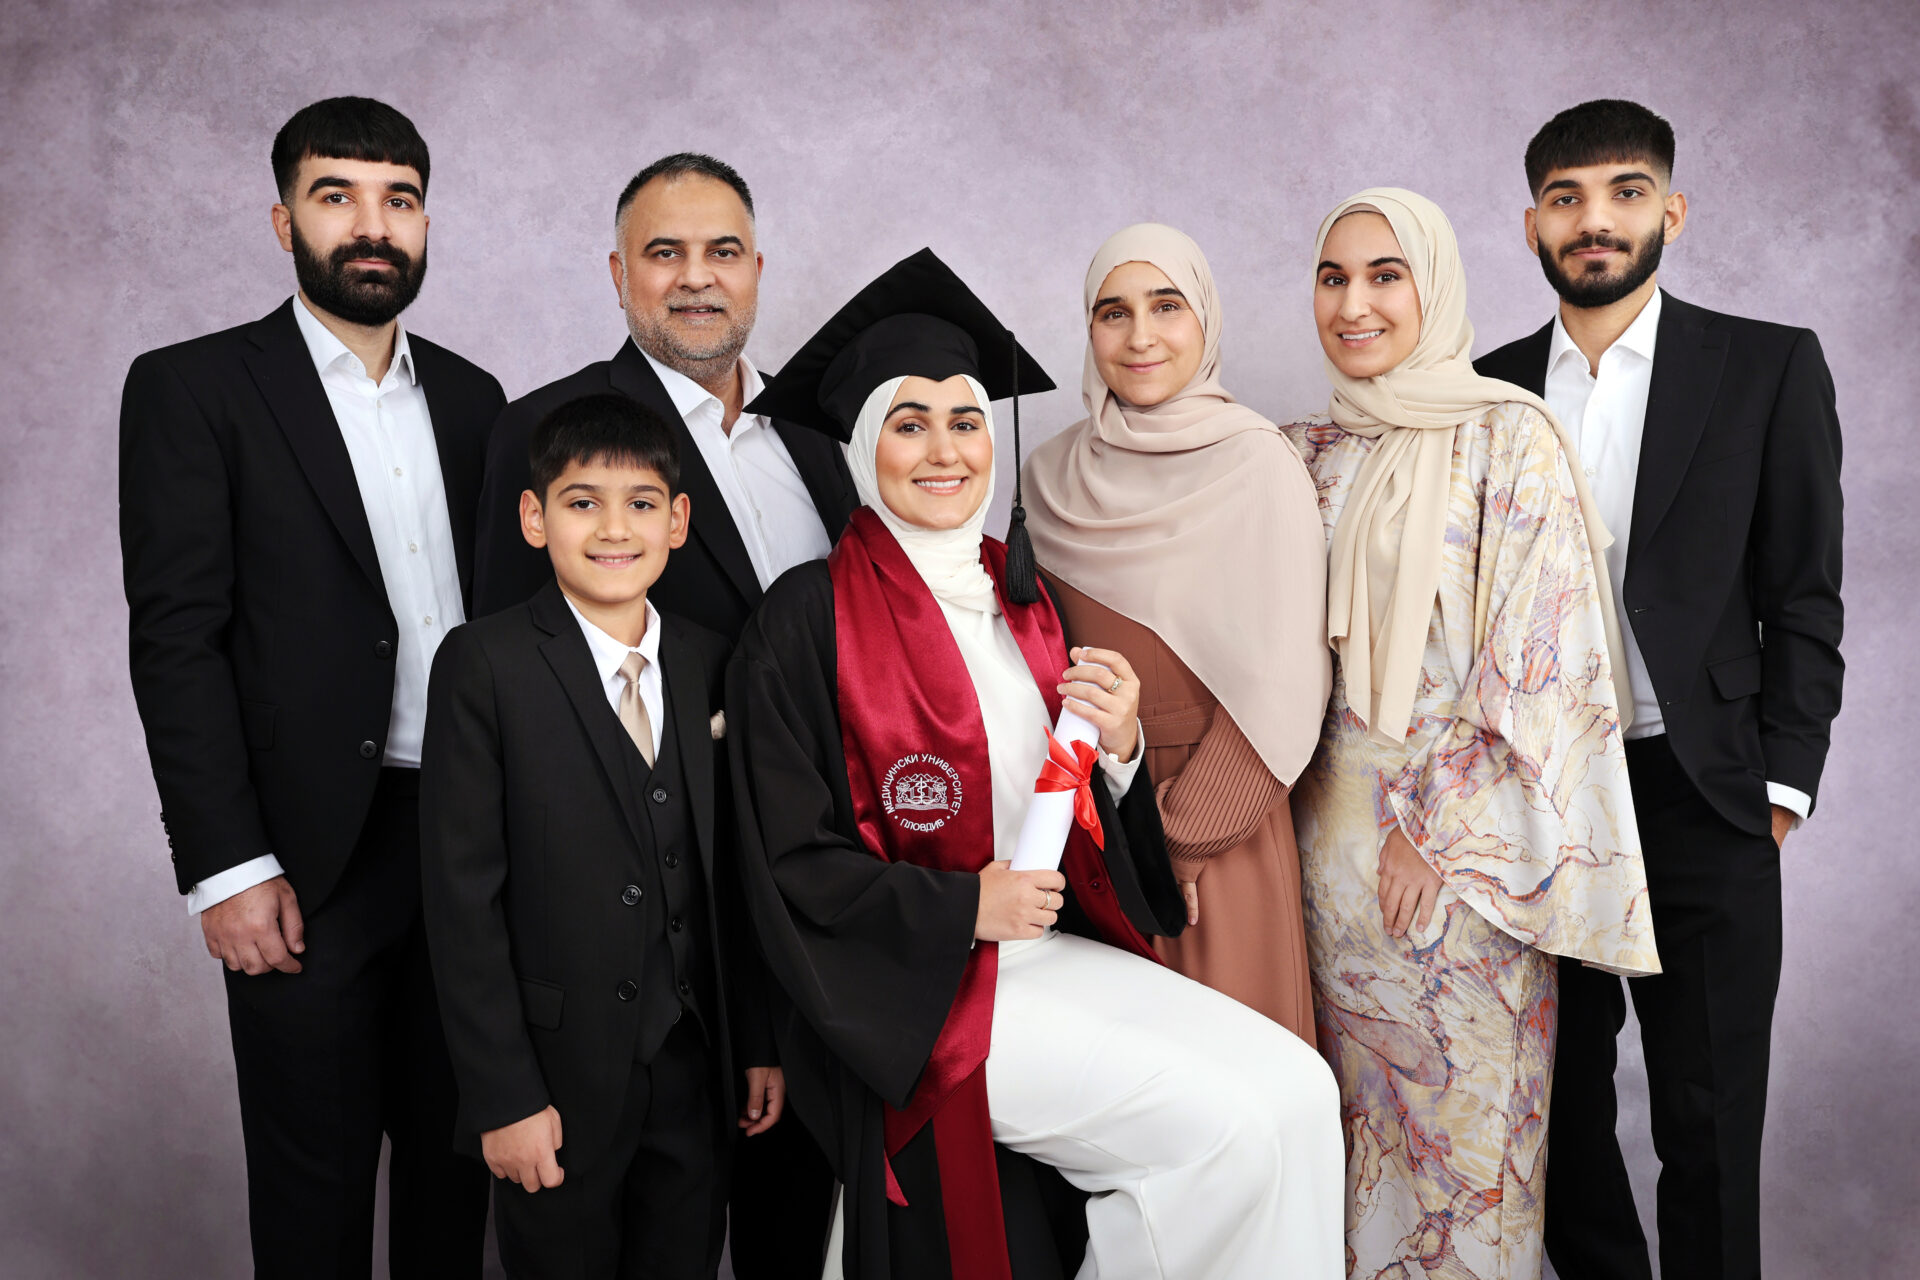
845, 376, 1049, 859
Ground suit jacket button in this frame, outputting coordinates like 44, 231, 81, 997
677, 979, 691, 997
670, 915, 683, 932
622, 884, 642, 906
374, 640, 394, 659
358, 740, 379, 759
616, 980, 637, 1001
664, 852, 680, 870
651, 786, 668, 804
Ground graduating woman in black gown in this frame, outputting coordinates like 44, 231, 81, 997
727, 250, 1343, 1280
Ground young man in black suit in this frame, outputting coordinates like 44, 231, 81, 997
421, 394, 780, 1277
119, 97, 501, 1275
1474, 99, 1845, 1280
471, 153, 848, 1275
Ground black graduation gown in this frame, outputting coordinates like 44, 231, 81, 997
727, 560, 1187, 1280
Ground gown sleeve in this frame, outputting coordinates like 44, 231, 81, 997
1387, 405, 1659, 977
726, 568, 983, 1111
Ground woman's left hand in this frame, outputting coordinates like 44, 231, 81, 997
1060, 646, 1140, 762
1378, 826, 1443, 938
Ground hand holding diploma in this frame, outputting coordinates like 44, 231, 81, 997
1011, 648, 1143, 873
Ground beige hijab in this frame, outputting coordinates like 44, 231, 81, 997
1022, 223, 1330, 785
1317, 188, 1628, 745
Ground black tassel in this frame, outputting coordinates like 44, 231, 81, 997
1003, 329, 1040, 604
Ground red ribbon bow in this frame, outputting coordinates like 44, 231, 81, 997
1035, 731, 1105, 850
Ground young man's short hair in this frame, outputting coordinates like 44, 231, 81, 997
272, 96, 431, 202
529, 394, 682, 502
614, 152, 754, 240
1524, 99, 1675, 199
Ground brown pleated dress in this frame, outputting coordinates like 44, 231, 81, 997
1045, 574, 1316, 1044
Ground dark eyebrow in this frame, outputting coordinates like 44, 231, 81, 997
384, 181, 423, 200
642, 234, 746, 253
885, 401, 931, 419
1092, 296, 1125, 311
1539, 177, 1581, 196
557, 482, 604, 496
1609, 170, 1658, 187
1148, 287, 1186, 300
1367, 257, 1410, 269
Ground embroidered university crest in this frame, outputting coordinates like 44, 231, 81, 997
881, 753, 964, 833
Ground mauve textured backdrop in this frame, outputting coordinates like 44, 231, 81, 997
4, 0, 1916, 1275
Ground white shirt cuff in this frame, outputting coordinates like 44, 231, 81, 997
1766, 782, 1812, 830
187, 854, 286, 915
1098, 719, 1145, 802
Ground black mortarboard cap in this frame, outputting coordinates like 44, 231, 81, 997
745, 248, 1055, 441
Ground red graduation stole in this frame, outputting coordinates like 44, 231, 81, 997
831, 506, 1156, 1280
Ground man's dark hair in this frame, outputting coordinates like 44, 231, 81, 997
1524, 99, 1675, 199
614, 152, 754, 236
529, 394, 682, 501
272, 97, 431, 202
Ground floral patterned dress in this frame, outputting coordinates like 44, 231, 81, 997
1285, 405, 1659, 1279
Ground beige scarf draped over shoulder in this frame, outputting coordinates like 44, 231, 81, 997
1316, 188, 1628, 746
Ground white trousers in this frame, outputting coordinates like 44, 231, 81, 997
985, 930, 1344, 1280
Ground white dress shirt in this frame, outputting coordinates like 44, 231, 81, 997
643, 351, 833, 588
1543, 290, 1809, 823
565, 596, 666, 760
186, 297, 467, 914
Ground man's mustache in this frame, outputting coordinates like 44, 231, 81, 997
330, 238, 411, 270
1561, 233, 1634, 258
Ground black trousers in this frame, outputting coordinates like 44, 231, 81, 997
1544, 735, 1783, 1280
727, 1108, 836, 1279
223, 768, 490, 1278
492, 1017, 729, 1279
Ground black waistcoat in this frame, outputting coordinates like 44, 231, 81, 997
618, 681, 717, 1064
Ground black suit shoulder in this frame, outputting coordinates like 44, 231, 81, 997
736, 559, 835, 669
408, 331, 507, 400
498, 359, 617, 424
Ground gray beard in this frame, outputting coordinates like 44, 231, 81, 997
623, 297, 756, 392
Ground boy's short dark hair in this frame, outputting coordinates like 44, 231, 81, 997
1524, 99, 1675, 199
529, 394, 682, 502
272, 97, 431, 202
614, 153, 754, 238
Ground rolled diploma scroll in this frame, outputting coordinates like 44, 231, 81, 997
1009, 704, 1102, 872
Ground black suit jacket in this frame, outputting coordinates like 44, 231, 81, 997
1475, 290, 1844, 835
120, 299, 505, 905
472, 339, 859, 638
419, 581, 762, 1165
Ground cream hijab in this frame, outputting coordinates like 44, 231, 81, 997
844, 373, 999, 613
1316, 188, 1628, 745
1022, 223, 1330, 785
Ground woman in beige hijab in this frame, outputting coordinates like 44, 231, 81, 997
1283, 189, 1659, 1279
1022, 223, 1330, 1043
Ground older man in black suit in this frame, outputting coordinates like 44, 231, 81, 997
473, 152, 851, 1278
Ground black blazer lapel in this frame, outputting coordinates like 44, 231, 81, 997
1630, 292, 1729, 568
773, 417, 857, 541
660, 617, 717, 880
530, 582, 654, 851
607, 341, 761, 605
1477, 320, 1553, 397
243, 300, 385, 594
413, 340, 479, 600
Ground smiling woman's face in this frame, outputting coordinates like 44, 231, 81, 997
1314, 211, 1423, 380
1088, 261, 1206, 408
872, 375, 993, 530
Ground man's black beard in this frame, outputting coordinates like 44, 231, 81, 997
1537, 222, 1664, 309
292, 224, 426, 326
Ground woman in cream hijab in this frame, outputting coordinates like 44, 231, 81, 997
1023, 222, 1330, 1042
1282, 190, 1658, 1279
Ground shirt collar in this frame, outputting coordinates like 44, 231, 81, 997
639, 347, 765, 426
1547, 287, 1663, 374
292, 293, 417, 386
563, 594, 662, 685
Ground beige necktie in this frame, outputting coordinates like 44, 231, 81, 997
617, 651, 655, 767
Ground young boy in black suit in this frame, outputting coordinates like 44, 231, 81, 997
420, 393, 782, 1278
